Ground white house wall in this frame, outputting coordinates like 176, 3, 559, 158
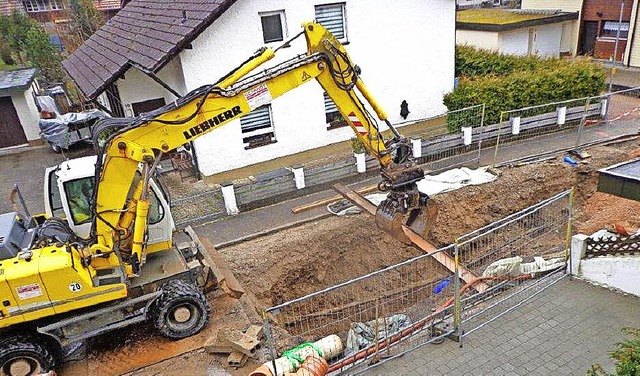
179, 0, 454, 176
498, 23, 562, 58
520, 0, 582, 55
116, 57, 187, 117
11, 87, 40, 141
456, 30, 500, 51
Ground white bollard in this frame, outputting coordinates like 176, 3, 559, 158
557, 106, 567, 125
601, 98, 608, 118
462, 126, 472, 146
354, 152, 366, 173
220, 181, 239, 215
292, 164, 305, 189
511, 116, 521, 135
570, 234, 588, 276
411, 137, 422, 158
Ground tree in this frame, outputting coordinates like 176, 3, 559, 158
0, 11, 64, 83
58, 0, 105, 53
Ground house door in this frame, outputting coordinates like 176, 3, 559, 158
580, 21, 599, 55
0, 97, 28, 148
131, 97, 166, 116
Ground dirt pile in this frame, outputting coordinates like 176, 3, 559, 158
222, 141, 640, 309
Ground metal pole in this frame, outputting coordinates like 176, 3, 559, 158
453, 242, 463, 348
608, 1, 626, 93
263, 310, 279, 375
565, 188, 576, 280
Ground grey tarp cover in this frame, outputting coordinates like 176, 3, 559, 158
39, 109, 106, 149
345, 314, 411, 357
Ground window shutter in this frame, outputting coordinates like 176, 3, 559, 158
240, 105, 272, 133
323, 92, 338, 114
315, 4, 345, 40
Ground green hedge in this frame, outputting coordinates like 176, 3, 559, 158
455, 45, 548, 77
445, 47, 606, 130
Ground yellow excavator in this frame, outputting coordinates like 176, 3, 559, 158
0, 22, 436, 374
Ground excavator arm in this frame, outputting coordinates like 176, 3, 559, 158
90, 22, 435, 276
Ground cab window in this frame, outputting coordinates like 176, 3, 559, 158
64, 177, 94, 225
48, 170, 65, 218
128, 173, 164, 225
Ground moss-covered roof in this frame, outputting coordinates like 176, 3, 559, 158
457, 9, 579, 32
457, 9, 551, 24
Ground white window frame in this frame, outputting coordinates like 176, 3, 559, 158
315, 3, 348, 43
259, 10, 288, 44
23, 0, 62, 12
240, 104, 277, 149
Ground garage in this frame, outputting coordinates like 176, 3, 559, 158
0, 68, 41, 150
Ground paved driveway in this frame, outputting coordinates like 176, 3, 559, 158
371, 278, 640, 376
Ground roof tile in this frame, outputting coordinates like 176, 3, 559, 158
63, 0, 238, 98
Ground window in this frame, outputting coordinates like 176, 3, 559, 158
324, 92, 347, 129
240, 104, 276, 149
64, 177, 94, 225
315, 3, 347, 41
22, 0, 62, 12
260, 11, 286, 43
601, 21, 629, 39
48, 170, 65, 218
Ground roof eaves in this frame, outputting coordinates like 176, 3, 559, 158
457, 12, 579, 32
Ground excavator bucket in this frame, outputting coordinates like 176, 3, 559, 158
375, 199, 438, 245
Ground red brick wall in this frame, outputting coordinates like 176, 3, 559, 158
583, 0, 632, 22
594, 38, 627, 61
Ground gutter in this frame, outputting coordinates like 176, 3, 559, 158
457, 12, 579, 32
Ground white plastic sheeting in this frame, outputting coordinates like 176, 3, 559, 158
482, 256, 565, 278
328, 167, 497, 216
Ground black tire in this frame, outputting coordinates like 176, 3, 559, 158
151, 279, 210, 339
47, 142, 62, 154
0, 335, 55, 376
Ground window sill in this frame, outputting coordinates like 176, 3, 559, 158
244, 139, 277, 150
326, 123, 348, 131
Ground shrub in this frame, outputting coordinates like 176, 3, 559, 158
588, 328, 640, 376
444, 47, 606, 130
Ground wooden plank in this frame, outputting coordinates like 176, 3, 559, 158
402, 227, 489, 293
292, 184, 379, 214
331, 184, 488, 293
331, 182, 378, 215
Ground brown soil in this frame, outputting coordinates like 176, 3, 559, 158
70, 140, 640, 376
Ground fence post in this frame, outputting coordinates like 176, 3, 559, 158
565, 187, 576, 278
570, 234, 588, 277
511, 116, 521, 135
454, 241, 463, 348
220, 181, 239, 215
557, 106, 567, 125
354, 152, 366, 173
263, 310, 279, 376
601, 96, 609, 119
411, 136, 422, 158
462, 126, 472, 146
292, 164, 305, 189
493, 111, 507, 165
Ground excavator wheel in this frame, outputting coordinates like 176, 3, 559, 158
151, 279, 211, 339
0, 335, 55, 376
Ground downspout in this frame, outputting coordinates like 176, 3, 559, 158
627, 0, 640, 66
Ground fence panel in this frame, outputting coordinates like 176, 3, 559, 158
415, 104, 486, 173
263, 245, 457, 375
457, 189, 574, 336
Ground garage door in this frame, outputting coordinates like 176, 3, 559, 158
0, 97, 28, 148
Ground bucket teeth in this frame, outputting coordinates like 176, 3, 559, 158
375, 197, 438, 244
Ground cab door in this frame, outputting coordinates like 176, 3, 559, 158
146, 179, 173, 246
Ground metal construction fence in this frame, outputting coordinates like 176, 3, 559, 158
262, 189, 575, 375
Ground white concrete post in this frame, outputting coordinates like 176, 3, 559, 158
461, 126, 472, 146
557, 106, 567, 125
220, 181, 239, 215
570, 234, 588, 276
354, 153, 366, 173
600, 98, 608, 118
411, 136, 422, 158
292, 164, 305, 189
511, 116, 521, 135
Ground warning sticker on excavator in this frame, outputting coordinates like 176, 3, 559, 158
302, 71, 311, 81
244, 84, 272, 111
16, 283, 42, 300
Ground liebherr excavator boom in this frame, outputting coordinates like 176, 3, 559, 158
0, 22, 436, 375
